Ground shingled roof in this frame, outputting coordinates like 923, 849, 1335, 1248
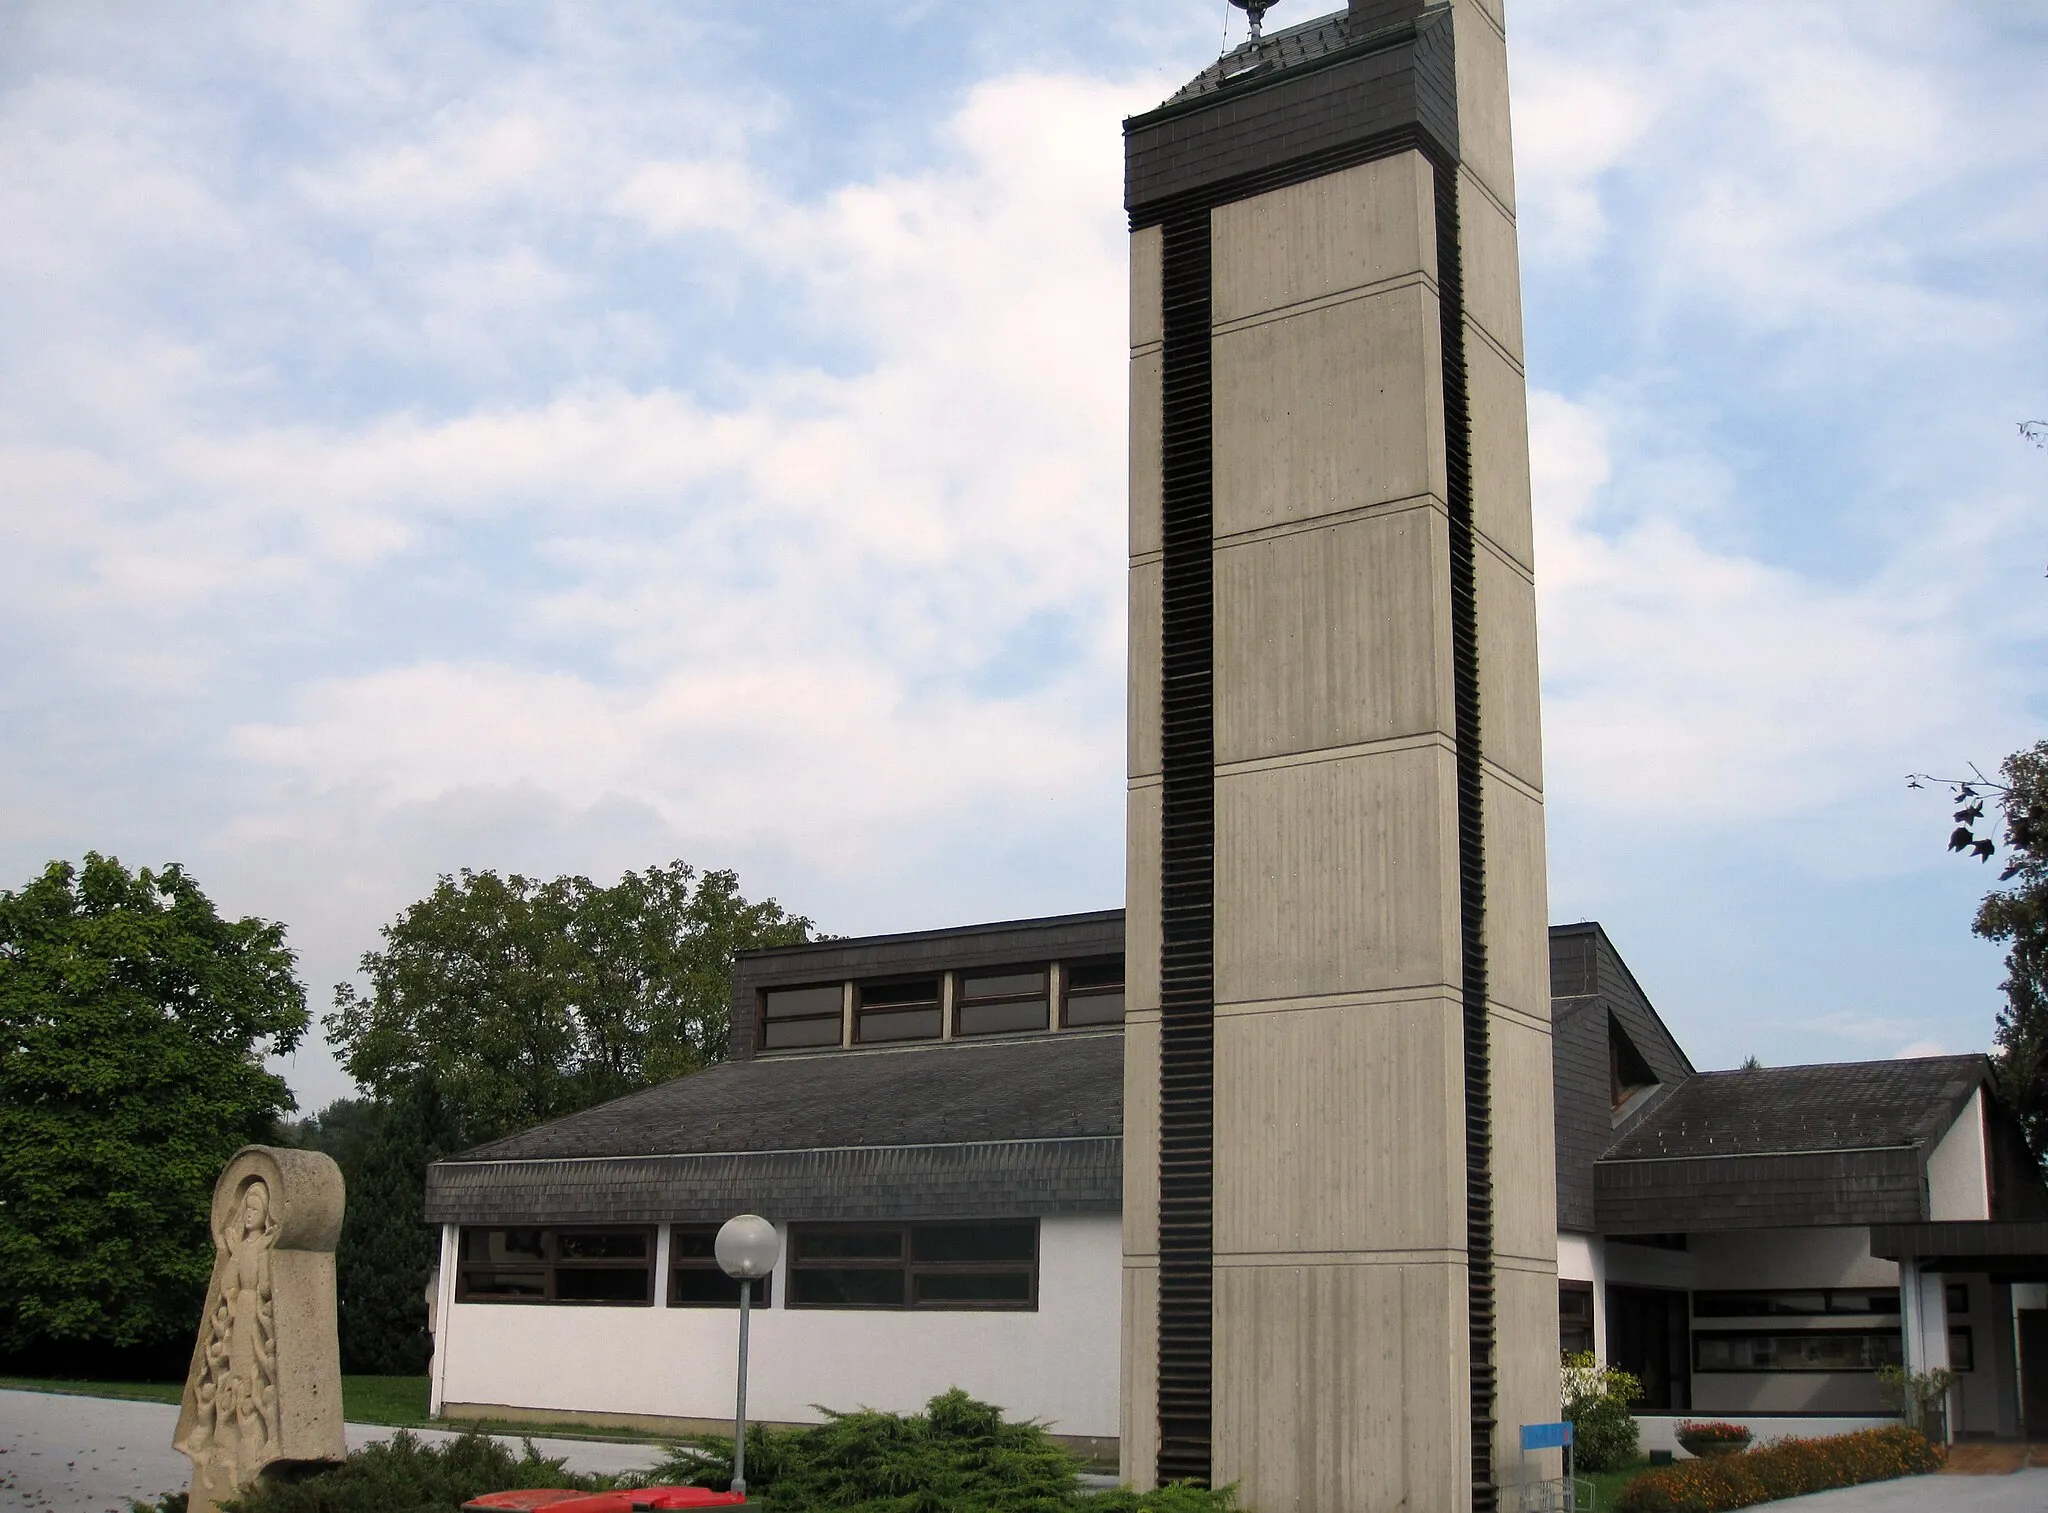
1594, 1055, 1994, 1234
1603, 1055, 1988, 1163
425, 1031, 1125, 1226
450, 1030, 1122, 1163
1166, 8, 1358, 105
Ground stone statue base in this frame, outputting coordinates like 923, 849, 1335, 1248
175, 1146, 347, 1513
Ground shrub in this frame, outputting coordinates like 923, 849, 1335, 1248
1077, 1487, 1238, 1512
132, 1393, 1240, 1513
662, 1388, 1091, 1511
1875, 1364, 1958, 1436
1561, 1351, 1643, 1472
213, 1430, 613, 1513
1614, 1425, 1943, 1512
657, 1389, 1239, 1513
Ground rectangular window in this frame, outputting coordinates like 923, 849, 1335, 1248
1693, 1290, 1901, 1319
1693, 1331, 1904, 1373
1560, 1280, 1595, 1356
457, 1227, 652, 1305
956, 966, 1049, 1037
857, 980, 941, 1043
1946, 1282, 1970, 1315
1062, 957, 1125, 1027
670, 1225, 771, 1308
1951, 1326, 1975, 1372
761, 982, 844, 1050
788, 1220, 1037, 1310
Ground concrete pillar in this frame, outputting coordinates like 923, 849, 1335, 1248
1123, 4, 1556, 1509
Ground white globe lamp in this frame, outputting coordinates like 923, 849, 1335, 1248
715, 1214, 780, 1499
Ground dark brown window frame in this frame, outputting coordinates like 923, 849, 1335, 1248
955, 964, 1050, 1038
1559, 1279, 1595, 1356
1950, 1325, 1975, 1372
786, 1220, 1038, 1311
855, 978, 942, 1044
1692, 1289, 1900, 1319
759, 982, 845, 1051
670, 1223, 772, 1309
456, 1226, 655, 1306
1692, 1328, 1905, 1374
1060, 955, 1126, 1028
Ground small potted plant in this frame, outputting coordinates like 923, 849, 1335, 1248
1674, 1420, 1753, 1458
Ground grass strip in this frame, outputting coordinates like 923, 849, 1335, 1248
0, 1375, 441, 1429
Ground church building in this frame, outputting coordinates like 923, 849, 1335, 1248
423, 2, 2048, 1506
424, 912, 2048, 1464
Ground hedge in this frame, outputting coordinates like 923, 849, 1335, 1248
1614, 1426, 1943, 1513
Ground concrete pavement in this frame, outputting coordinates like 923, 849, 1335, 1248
1769, 1468, 2048, 1509
0, 1388, 669, 1513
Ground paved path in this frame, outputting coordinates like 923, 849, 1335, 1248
0, 1389, 669, 1513
1659, 1468, 2048, 1510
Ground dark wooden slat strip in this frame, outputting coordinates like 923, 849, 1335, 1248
1155, 206, 1216, 1490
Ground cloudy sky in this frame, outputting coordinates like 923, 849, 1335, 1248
2, 0, 2043, 1111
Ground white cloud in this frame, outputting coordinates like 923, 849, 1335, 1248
1531, 389, 1995, 826
1509, 55, 1654, 259
1894, 1039, 1949, 1060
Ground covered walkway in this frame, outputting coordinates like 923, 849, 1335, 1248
1871, 1220, 2048, 1441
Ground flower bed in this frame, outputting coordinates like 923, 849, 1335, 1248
1614, 1426, 1942, 1512
1673, 1421, 1752, 1459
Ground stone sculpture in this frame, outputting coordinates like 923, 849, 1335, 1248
176, 1146, 347, 1513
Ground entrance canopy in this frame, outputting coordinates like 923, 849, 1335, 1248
1871, 1221, 2048, 1279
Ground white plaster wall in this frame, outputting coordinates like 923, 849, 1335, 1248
430, 1224, 458, 1417
1948, 1274, 2017, 1438
1929, 1090, 1991, 1222
1686, 1228, 1895, 1292
1905, 1263, 1951, 1375
436, 1215, 1123, 1439
1557, 1232, 1605, 1360
1602, 1239, 1695, 1294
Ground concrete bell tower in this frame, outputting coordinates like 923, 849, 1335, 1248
1120, 2, 1558, 1509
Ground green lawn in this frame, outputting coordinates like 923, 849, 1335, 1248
1578, 1460, 1654, 1510
0, 1375, 431, 1426
0, 1375, 683, 1445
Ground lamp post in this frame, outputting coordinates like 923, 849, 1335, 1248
714, 1214, 780, 1500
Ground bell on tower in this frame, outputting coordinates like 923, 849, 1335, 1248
1226, 0, 1276, 45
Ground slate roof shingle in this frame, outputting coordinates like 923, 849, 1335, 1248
446, 1029, 1124, 1164
1601, 1055, 1989, 1163
1167, 9, 1360, 105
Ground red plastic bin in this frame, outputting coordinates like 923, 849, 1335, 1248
463, 1488, 748, 1511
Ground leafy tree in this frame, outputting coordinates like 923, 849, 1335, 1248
0, 854, 307, 1361
1561, 1351, 1644, 1473
326, 862, 812, 1144
278, 1096, 384, 1177
334, 1080, 462, 1374
1917, 743, 2048, 1162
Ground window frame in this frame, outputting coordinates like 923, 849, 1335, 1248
954, 964, 1050, 1038
1691, 1328, 1905, 1374
1060, 956, 1126, 1028
669, 1223, 772, 1309
1559, 1279, 1595, 1356
759, 982, 846, 1052
855, 978, 943, 1044
1950, 1325, 1975, 1372
786, 1220, 1039, 1312
455, 1225, 656, 1306
1691, 1289, 1901, 1319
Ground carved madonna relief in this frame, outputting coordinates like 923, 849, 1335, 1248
175, 1146, 347, 1513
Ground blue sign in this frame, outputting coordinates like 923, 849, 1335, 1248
1521, 1421, 1574, 1451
